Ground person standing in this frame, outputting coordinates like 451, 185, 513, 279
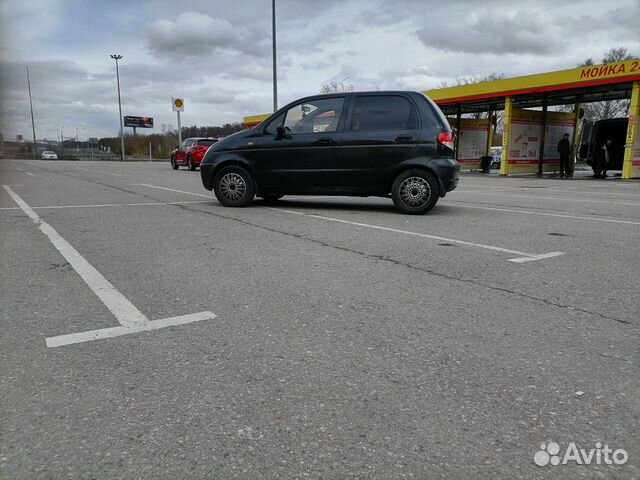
557, 133, 571, 178
595, 138, 613, 179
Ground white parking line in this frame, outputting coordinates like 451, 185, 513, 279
0, 200, 211, 211
124, 184, 565, 263
266, 207, 564, 263
76, 168, 123, 177
132, 183, 214, 198
543, 188, 640, 198
2, 185, 216, 348
458, 190, 640, 206
446, 202, 640, 226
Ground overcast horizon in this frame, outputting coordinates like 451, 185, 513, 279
1, 0, 639, 141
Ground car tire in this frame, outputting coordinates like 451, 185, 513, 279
391, 169, 440, 215
213, 166, 255, 207
187, 156, 196, 171
260, 195, 283, 203
171, 156, 178, 170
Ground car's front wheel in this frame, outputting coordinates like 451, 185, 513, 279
391, 169, 440, 214
213, 166, 255, 207
171, 156, 178, 170
187, 155, 196, 171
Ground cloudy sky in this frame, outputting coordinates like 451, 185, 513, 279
1, 0, 638, 141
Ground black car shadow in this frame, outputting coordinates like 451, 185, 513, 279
254, 197, 460, 217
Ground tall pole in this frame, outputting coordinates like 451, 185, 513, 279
111, 54, 126, 161
177, 111, 182, 146
272, 0, 277, 112
26, 66, 37, 159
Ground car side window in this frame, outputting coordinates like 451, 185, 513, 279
283, 97, 345, 134
264, 113, 285, 135
350, 96, 417, 131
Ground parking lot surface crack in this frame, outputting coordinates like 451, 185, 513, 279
172, 203, 633, 327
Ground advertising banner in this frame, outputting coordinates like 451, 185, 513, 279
448, 118, 490, 170
543, 114, 575, 163
123, 116, 154, 128
506, 108, 575, 174
622, 81, 640, 179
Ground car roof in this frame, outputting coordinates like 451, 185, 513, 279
296, 90, 419, 101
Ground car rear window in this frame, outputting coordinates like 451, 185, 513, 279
350, 95, 418, 131
196, 139, 217, 146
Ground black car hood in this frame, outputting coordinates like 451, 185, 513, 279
209, 128, 257, 152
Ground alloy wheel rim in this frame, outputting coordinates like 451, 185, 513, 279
399, 176, 431, 208
219, 173, 247, 201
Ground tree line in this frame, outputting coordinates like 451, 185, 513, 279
99, 123, 245, 157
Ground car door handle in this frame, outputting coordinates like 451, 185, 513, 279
395, 134, 413, 143
315, 137, 335, 145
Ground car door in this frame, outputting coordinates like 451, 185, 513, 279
252, 96, 347, 193
337, 94, 420, 191
176, 140, 190, 164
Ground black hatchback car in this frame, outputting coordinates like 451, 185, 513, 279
200, 91, 459, 214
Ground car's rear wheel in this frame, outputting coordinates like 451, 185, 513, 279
213, 166, 255, 207
391, 169, 440, 214
187, 155, 196, 171
171, 156, 178, 170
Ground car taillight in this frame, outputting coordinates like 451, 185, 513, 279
437, 131, 455, 151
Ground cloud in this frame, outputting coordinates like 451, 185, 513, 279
2, 0, 637, 141
146, 11, 268, 58
417, 9, 561, 55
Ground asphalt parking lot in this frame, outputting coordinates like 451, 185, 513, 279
1, 159, 639, 479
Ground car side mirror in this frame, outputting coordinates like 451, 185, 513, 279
175, 145, 179, 149
276, 125, 286, 139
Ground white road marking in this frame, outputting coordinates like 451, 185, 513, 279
508, 252, 566, 264
455, 188, 526, 194
458, 190, 640, 206
2, 185, 216, 348
0, 200, 211, 211
544, 188, 640, 198
266, 206, 564, 263
132, 183, 214, 198
446, 202, 640, 226
76, 167, 123, 176
45, 312, 215, 348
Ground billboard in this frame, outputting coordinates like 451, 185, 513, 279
123, 116, 154, 128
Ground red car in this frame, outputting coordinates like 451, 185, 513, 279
170, 137, 218, 171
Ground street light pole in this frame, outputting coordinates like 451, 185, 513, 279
272, 0, 278, 112
26, 66, 37, 159
110, 54, 126, 161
